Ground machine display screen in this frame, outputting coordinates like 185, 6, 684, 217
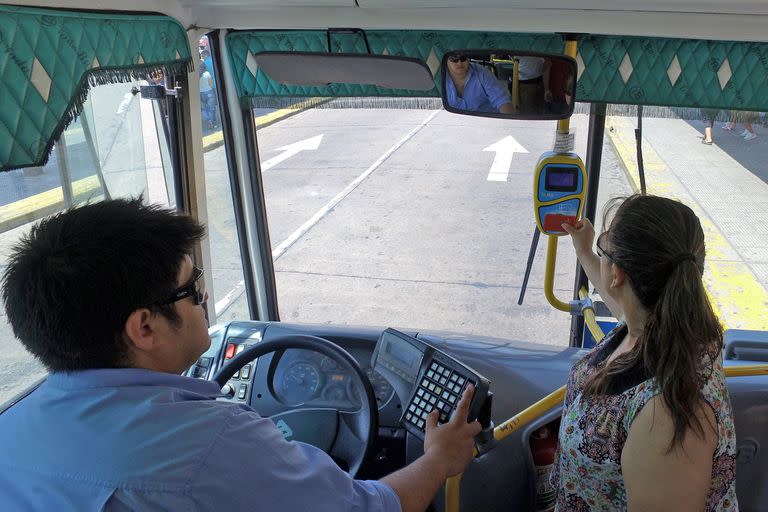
381, 333, 423, 382
387, 340, 419, 367
545, 166, 579, 192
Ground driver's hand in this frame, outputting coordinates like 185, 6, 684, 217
561, 218, 596, 257
423, 384, 482, 478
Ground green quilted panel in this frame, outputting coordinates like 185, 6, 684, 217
0, 5, 192, 172
228, 30, 768, 112
576, 35, 768, 111
226, 30, 563, 101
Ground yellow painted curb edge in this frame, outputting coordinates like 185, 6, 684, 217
0, 175, 102, 233
202, 97, 329, 153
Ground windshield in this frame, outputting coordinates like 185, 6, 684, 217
3, 65, 768, 404
205, 100, 767, 344
207, 99, 612, 342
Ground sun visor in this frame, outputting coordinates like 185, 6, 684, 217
228, 30, 768, 114
255, 52, 435, 90
227, 30, 562, 101
0, 5, 193, 172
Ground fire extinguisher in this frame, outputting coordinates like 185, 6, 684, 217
530, 425, 558, 512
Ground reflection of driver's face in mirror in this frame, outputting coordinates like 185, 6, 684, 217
443, 51, 574, 118
447, 54, 470, 77
445, 54, 515, 115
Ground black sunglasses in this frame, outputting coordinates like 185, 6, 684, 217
448, 55, 468, 63
157, 266, 206, 306
595, 232, 613, 260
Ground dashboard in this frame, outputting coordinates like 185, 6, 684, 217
272, 349, 395, 411
185, 320, 768, 511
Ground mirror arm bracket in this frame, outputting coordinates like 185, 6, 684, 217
326, 28, 371, 54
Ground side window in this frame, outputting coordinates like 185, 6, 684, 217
0, 81, 176, 402
197, 35, 250, 322
197, 36, 221, 134
599, 106, 768, 334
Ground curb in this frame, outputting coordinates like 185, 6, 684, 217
605, 117, 640, 194
605, 116, 668, 194
202, 97, 329, 153
0, 175, 101, 233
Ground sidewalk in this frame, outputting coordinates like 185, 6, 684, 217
607, 115, 768, 331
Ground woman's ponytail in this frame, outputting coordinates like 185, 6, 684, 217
583, 195, 722, 450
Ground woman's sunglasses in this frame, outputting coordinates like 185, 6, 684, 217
595, 232, 613, 260
448, 55, 468, 63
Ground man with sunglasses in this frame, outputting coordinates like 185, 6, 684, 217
0, 199, 481, 511
445, 53, 515, 114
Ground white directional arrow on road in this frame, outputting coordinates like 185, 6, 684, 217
483, 135, 528, 182
261, 134, 324, 171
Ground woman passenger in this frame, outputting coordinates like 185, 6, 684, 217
554, 194, 738, 511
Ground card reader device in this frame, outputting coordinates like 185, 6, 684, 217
372, 328, 490, 440
533, 151, 587, 235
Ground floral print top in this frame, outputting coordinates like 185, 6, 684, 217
551, 324, 739, 511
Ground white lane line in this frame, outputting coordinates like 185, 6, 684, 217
483, 135, 528, 182
215, 279, 245, 317
261, 134, 324, 171
214, 109, 441, 318
271, 109, 441, 261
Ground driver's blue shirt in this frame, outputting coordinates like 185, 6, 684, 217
445, 62, 511, 113
0, 368, 401, 511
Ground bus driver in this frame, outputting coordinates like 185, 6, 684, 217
0, 199, 482, 511
445, 54, 515, 114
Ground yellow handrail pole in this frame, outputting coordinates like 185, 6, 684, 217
494, 386, 567, 443
578, 286, 605, 343
445, 386, 567, 512
725, 365, 768, 377
445, 474, 462, 512
541, 39, 581, 313
544, 235, 570, 312
562, 39, 579, 60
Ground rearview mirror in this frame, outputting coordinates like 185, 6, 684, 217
441, 50, 577, 120
256, 52, 436, 91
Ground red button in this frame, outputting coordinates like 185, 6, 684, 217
225, 343, 236, 359
543, 213, 576, 233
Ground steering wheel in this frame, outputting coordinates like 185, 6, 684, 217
212, 334, 378, 477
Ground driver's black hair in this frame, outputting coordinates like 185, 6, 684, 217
2, 198, 205, 372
